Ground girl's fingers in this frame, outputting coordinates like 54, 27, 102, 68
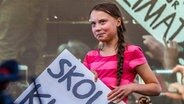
115, 91, 126, 103
108, 88, 120, 100
108, 87, 118, 96
91, 70, 98, 82
108, 88, 125, 102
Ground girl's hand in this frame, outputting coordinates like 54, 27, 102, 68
91, 70, 98, 82
107, 83, 134, 103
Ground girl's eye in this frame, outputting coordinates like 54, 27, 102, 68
90, 22, 96, 27
99, 20, 106, 25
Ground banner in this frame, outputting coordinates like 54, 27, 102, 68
116, 0, 184, 43
15, 49, 125, 104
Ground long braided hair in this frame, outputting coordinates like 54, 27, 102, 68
90, 2, 126, 86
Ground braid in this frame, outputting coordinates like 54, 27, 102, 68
116, 23, 125, 86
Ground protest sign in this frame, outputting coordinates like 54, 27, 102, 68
15, 49, 125, 104
116, 0, 184, 43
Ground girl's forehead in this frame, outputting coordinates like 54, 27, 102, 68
89, 11, 112, 21
90, 10, 109, 16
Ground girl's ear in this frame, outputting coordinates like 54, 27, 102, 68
116, 17, 121, 27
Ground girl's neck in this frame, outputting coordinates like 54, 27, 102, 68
100, 42, 117, 56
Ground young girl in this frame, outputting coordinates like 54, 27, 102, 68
83, 2, 161, 103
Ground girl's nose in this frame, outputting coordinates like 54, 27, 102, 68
94, 24, 102, 31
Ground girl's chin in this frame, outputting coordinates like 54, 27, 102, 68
97, 38, 106, 41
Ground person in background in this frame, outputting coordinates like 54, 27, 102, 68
142, 35, 181, 69
0, 60, 20, 104
142, 35, 184, 104
164, 65, 184, 100
83, 2, 161, 103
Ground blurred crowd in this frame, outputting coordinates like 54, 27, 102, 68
142, 35, 184, 104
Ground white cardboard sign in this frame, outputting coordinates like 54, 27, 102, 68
15, 49, 125, 104
116, 0, 184, 43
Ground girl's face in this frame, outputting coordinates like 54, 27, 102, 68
89, 10, 121, 43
